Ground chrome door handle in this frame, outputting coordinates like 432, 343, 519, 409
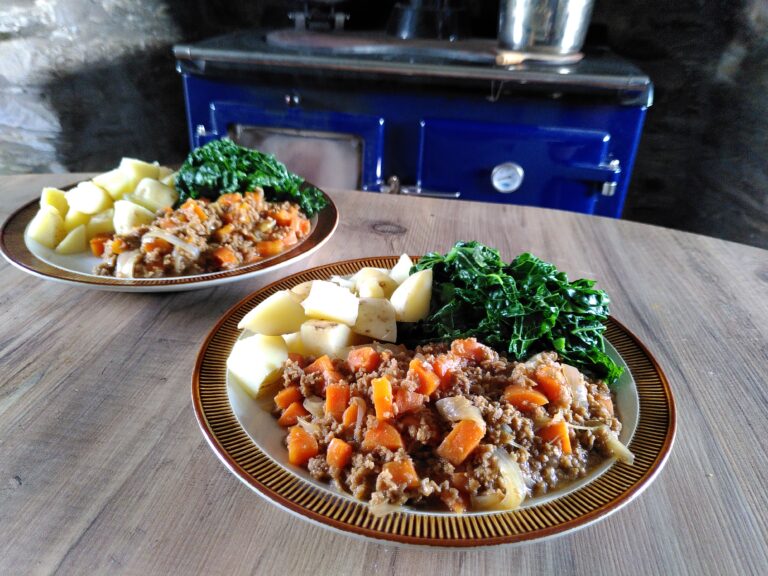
382, 176, 460, 199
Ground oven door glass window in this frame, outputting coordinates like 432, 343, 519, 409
230, 125, 362, 190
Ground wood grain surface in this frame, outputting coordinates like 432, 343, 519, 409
1, 174, 766, 576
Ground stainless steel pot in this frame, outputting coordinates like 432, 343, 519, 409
498, 0, 594, 54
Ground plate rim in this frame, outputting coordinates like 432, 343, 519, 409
191, 256, 677, 547
0, 183, 339, 292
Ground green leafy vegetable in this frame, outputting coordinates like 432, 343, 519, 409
400, 241, 623, 384
175, 139, 328, 216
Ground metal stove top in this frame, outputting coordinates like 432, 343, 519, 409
174, 30, 652, 105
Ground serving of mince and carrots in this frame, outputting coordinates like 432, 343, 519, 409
227, 241, 634, 516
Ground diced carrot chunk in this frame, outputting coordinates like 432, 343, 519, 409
440, 490, 469, 513
342, 398, 366, 428
450, 338, 491, 363
432, 354, 459, 387
298, 218, 311, 236
394, 388, 425, 415
217, 193, 242, 206
110, 238, 129, 255
212, 246, 238, 267
437, 420, 485, 466
539, 420, 572, 454
143, 237, 172, 254
271, 209, 294, 227
372, 376, 394, 420
409, 358, 440, 396
362, 421, 403, 451
347, 347, 381, 373
325, 383, 350, 420
532, 365, 567, 404
213, 223, 234, 242
306, 355, 334, 374
89, 233, 111, 257
287, 425, 318, 466
503, 385, 549, 410
244, 190, 262, 202
274, 386, 303, 410
326, 438, 353, 469
288, 352, 306, 367
255, 240, 284, 256
278, 401, 310, 427
378, 459, 419, 489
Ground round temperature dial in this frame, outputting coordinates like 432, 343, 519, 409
491, 162, 525, 193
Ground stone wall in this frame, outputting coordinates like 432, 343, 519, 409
1, 0, 766, 248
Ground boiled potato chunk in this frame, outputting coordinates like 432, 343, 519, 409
55, 224, 87, 254
389, 254, 414, 285
283, 332, 309, 355
237, 290, 307, 335
64, 210, 90, 233
93, 168, 135, 200
390, 268, 433, 322
160, 171, 177, 189
301, 280, 359, 326
86, 209, 115, 238
113, 200, 156, 235
227, 334, 288, 398
300, 320, 353, 358
352, 297, 397, 343
157, 165, 174, 180
357, 279, 385, 299
288, 281, 314, 303
353, 268, 398, 298
40, 187, 68, 217
27, 206, 65, 248
65, 182, 113, 215
119, 157, 160, 189
128, 178, 177, 213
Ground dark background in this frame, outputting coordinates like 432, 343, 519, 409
0, 0, 766, 248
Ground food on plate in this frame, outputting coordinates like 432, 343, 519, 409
229, 243, 633, 515
94, 191, 311, 278
25, 140, 328, 279
175, 138, 327, 217
27, 206, 65, 248
401, 241, 623, 383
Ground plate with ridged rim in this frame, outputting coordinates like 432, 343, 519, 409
0, 181, 338, 292
192, 257, 676, 547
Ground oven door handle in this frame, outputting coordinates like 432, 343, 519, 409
381, 176, 461, 199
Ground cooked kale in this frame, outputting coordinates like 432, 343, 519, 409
175, 139, 328, 216
401, 241, 623, 384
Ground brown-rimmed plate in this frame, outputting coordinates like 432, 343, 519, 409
0, 182, 338, 292
192, 257, 676, 547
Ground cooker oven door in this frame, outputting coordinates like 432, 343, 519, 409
417, 118, 621, 214
205, 102, 385, 191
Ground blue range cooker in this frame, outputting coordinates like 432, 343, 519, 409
174, 30, 652, 218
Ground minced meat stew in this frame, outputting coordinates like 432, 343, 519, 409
93, 189, 311, 278
273, 337, 631, 515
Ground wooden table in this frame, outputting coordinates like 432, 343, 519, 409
1, 174, 766, 575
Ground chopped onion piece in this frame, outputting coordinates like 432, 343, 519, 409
436, 397, 486, 430
350, 396, 367, 442
368, 499, 402, 518
295, 417, 320, 436
471, 449, 527, 511
303, 396, 324, 418
144, 228, 200, 258
115, 249, 140, 278
601, 426, 635, 464
562, 364, 588, 410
